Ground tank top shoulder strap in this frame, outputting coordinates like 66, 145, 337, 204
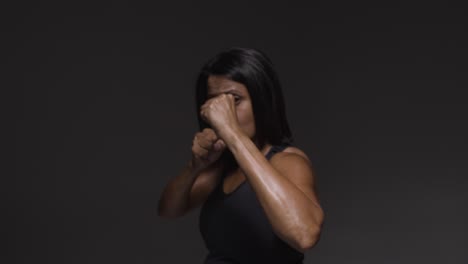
265, 142, 292, 160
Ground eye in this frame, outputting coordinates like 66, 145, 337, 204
224, 93, 241, 103
233, 96, 241, 103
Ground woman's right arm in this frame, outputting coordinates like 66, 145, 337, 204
157, 160, 222, 218
158, 128, 226, 219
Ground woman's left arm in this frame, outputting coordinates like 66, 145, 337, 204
221, 128, 324, 253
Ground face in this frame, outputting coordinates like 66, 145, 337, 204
206, 75, 256, 141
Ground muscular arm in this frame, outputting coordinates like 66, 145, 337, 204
157, 161, 200, 218
221, 129, 324, 253
157, 160, 222, 218
158, 128, 226, 219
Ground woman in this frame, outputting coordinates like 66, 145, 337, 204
158, 48, 324, 264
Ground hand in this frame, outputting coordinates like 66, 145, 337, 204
191, 128, 227, 171
200, 94, 240, 138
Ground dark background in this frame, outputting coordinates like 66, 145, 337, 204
8, 1, 468, 263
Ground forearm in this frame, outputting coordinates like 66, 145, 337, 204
157, 161, 200, 218
222, 129, 323, 250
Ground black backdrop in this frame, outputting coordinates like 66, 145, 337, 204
8, 1, 468, 263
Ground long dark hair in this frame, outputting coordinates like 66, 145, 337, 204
195, 47, 293, 152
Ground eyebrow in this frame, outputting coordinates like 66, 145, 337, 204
207, 89, 241, 98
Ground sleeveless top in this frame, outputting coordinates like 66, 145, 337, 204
199, 143, 304, 264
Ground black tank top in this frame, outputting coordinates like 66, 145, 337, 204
199, 143, 304, 264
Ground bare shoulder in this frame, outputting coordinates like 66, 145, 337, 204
269, 146, 314, 174
269, 146, 319, 202
269, 146, 312, 168
282, 146, 311, 162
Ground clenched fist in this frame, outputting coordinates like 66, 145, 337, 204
200, 94, 240, 137
191, 128, 227, 171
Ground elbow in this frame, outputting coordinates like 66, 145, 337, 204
297, 214, 324, 252
298, 228, 321, 252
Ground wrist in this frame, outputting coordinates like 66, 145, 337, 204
187, 159, 203, 175
217, 126, 243, 144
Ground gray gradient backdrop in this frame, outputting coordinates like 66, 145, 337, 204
9, 1, 468, 264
